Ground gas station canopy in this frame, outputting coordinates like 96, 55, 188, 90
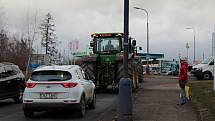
137, 53, 164, 60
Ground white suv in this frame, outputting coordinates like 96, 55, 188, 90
23, 65, 96, 118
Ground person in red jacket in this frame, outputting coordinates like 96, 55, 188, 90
178, 57, 188, 105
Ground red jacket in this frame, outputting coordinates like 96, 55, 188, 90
179, 62, 188, 82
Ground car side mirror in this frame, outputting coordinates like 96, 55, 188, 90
132, 40, 136, 46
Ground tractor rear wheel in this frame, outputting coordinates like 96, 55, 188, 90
81, 62, 95, 80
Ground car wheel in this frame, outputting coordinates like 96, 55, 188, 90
24, 109, 34, 118
88, 93, 96, 109
203, 72, 212, 80
14, 87, 24, 103
77, 95, 86, 117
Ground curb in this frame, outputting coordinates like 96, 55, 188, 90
144, 75, 178, 79
191, 99, 212, 121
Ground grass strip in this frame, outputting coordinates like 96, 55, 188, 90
190, 80, 215, 121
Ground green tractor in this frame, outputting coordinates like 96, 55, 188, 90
77, 33, 143, 90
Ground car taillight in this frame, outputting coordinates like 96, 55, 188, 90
26, 83, 37, 88
62, 83, 78, 88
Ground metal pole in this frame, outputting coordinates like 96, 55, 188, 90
133, 7, 150, 73
123, 0, 129, 82
186, 42, 189, 61
118, 0, 132, 120
186, 44, 188, 59
213, 27, 215, 90
213, 30, 215, 90
133, 7, 149, 53
186, 28, 195, 64
212, 32, 214, 56
146, 11, 149, 54
193, 30, 196, 64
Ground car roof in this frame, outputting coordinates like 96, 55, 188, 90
34, 65, 80, 73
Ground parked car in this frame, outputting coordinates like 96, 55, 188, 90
0, 62, 25, 103
150, 67, 161, 75
166, 70, 179, 76
23, 65, 96, 118
191, 56, 214, 80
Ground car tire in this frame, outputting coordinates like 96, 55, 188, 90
14, 86, 24, 104
88, 93, 96, 109
203, 72, 212, 80
77, 95, 86, 118
24, 109, 34, 118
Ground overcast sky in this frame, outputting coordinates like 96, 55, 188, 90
0, 0, 215, 62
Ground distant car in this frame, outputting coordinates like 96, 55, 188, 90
191, 57, 214, 80
166, 70, 179, 76
150, 67, 161, 75
0, 62, 25, 103
23, 65, 96, 118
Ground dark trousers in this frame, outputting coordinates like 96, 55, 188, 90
179, 81, 187, 104
179, 81, 186, 89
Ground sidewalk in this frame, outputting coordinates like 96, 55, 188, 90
133, 76, 199, 121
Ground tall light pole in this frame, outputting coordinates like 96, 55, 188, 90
186, 28, 196, 64
186, 42, 190, 61
133, 7, 149, 54
118, 0, 132, 121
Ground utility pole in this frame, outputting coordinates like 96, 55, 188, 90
118, 0, 132, 121
134, 7, 150, 74
212, 26, 215, 91
212, 26, 215, 56
186, 28, 196, 64
186, 42, 189, 61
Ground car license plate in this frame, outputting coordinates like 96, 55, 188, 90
40, 93, 57, 99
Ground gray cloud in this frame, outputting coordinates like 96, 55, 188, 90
1, 0, 215, 62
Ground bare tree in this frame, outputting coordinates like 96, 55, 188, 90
0, 0, 5, 30
0, 30, 9, 60
0, 30, 31, 70
40, 13, 58, 64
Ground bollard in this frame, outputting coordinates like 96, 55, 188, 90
118, 78, 133, 121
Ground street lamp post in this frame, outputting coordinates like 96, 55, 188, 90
134, 7, 150, 74
186, 28, 196, 64
133, 7, 149, 54
186, 42, 190, 61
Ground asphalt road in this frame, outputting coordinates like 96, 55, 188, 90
0, 93, 117, 121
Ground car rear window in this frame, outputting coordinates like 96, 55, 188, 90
30, 70, 72, 81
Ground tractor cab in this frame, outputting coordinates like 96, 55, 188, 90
90, 33, 137, 54
91, 33, 123, 54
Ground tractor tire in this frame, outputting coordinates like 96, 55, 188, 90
117, 62, 124, 81
137, 61, 144, 83
80, 63, 95, 80
128, 60, 139, 90
117, 60, 140, 90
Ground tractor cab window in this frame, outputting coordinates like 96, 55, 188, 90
95, 37, 120, 52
